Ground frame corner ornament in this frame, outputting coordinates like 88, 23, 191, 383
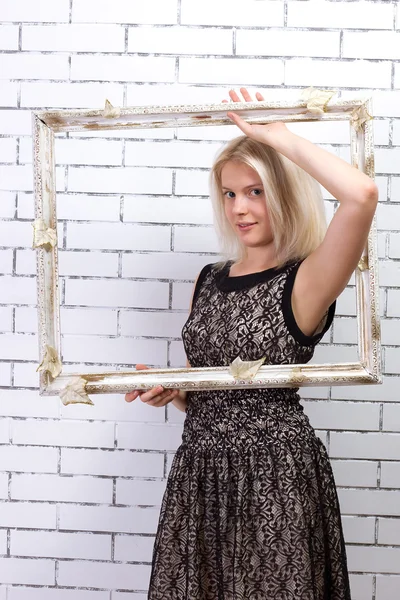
36, 345, 62, 379
59, 376, 94, 406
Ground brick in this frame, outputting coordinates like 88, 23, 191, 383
384, 348, 400, 374
383, 404, 400, 431
342, 516, 375, 544
72, 0, 178, 25
172, 282, 193, 310
0, 0, 69, 21
387, 290, 400, 317
237, 29, 340, 58
0, 191, 16, 217
376, 576, 400, 599
61, 448, 164, 478
0, 219, 38, 247
0, 502, 56, 529
119, 310, 187, 339
128, 25, 232, 55
20, 137, 123, 166
0, 165, 65, 192
58, 560, 151, 592
117, 423, 183, 451
0, 445, 57, 473
61, 334, 168, 366
174, 169, 209, 196
388, 233, 400, 258
173, 225, 219, 252
181, 0, 283, 26
122, 252, 211, 280
71, 55, 175, 83
11, 473, 113, 503
393, 120, 400, 146
0, 249, 13, 274
0, 84, 18, 108
0, 333, 38, 361
379, 205, 400, 235
59, 504, 160, 534
21, 82, 124, 110
60, 307, 118, 336
302, 400, 379, 431
285, 59, 391, 89
22, 24, 125, 52
68, 166, 173, 195
60, 251, 119, 278
0, 25, 19, 49
116, 479, 166, 506
0, 419, 10, 444
331, 460, 378, 488
343, 31, 400, 60
18, 191, 121, 221
331, 376, 398, 402
114, 535, 155, 562
311, 343, 357, 364
376, 260, 400, 287
0, 110, 31, 135
112, 594, 146, 600
380, 462, 400, 488
0, 530, 6, 555
12, 363, 39, 388
12, 419, 115, 448
65, 277, 169, 308
8, 588, 109, 600
123, 196, 212, 225
395, 64, 400, 89
339, 489, 400, 516
287, 1, 393, 29
0, 475, 8, 500
378, 517, 400, 545
169, 338, 187, 366
11, 530, 111, 560
331, 432, 400, 460
0, 53, 68, 80
347, 545, 400, 573
0, 363, 11, 386
179, 57, 283, 85
125, 140, 222, 169
376, 148, 400, 175
0, 137, 17, 163
0, 558, 54, 585
332, 317, 357, 344
349, 574, 373, 600
0, 390, 59, 418
373, 91, 400, 118
67, 222, 170, 251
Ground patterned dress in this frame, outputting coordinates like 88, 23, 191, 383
147, 259, 351, 600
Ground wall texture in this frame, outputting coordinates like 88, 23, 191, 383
0, 0, 399, 598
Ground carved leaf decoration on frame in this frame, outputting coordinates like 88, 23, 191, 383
32, 218, 57, 249
351, 104, 373, 133
103, 99, 121, 119
59, 376, 94, 406
300, 86, 337, 115
229, 356, 266, 380
36, 344, 62, 379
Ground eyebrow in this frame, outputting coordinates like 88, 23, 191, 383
221, 183, 263, 190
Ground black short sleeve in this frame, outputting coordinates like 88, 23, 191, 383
282, 261, 336, 346
191, 263, 213, 310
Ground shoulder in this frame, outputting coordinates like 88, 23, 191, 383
191, 262, 222, 310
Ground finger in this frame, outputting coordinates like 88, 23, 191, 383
125, 391, 139, 402
256, 91, 265, 102
240, 87, 253, 102
148, 390, 179, 407
221, 99, 228, 103
227, 111, 253, 136
135, 364, 148, 371
229, 89, 242, 103
140, 385, 164, 403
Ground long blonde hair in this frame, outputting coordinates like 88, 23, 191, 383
209, 136, 327, 268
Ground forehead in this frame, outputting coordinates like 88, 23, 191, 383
220, 161, 261, 187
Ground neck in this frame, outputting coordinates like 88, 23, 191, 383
233, 244, 278, 274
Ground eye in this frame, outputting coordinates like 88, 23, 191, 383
250, 188, 263, 197
224, 191, 235, 199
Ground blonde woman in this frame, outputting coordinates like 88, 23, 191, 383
126, 88, 378, 599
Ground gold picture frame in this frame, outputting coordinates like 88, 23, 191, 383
32, 90, 381, 403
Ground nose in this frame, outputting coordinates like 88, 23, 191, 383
232, 193, 248, 215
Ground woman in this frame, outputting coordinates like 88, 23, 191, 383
126, 88, 378, 599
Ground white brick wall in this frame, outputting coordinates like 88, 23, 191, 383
0, 0, 399, 598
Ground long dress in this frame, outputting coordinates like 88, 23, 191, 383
147, 259, 352, 600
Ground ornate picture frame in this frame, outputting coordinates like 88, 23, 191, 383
32, 89, 381, 404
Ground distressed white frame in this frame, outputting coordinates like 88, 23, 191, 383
32, 95, 381, 397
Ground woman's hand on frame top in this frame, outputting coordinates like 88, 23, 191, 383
222, 87, 289, 147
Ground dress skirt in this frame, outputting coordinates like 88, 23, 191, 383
147, 390, 352, 600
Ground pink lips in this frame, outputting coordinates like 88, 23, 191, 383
237, 222, 256, 231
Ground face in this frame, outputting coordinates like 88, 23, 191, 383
221, 161, 273, 248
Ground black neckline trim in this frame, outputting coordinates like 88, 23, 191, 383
215, 260, 295, 292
